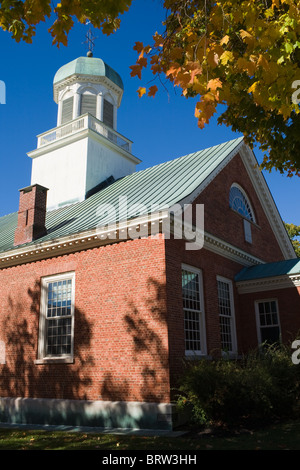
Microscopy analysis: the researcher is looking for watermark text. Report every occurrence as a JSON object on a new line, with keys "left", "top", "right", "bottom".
{"left": 0, "top": 80, "right": 5, "bottom": 104}
{"left": 95, "top": 197, "right": 205, "bottom": 250}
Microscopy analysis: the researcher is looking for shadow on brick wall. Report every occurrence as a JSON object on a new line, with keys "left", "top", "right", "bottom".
{"left": 100, "top": 277, "right": 169, "bottom": 403}
{"left": 0, "top": 280, "right": 93, "bottom": 400}
{"left": 0, "top": 276, "right": 174, "bottom": 429}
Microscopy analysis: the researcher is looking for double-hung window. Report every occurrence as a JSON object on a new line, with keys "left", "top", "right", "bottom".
{"left": 182, "top": 265, "right": 206, "bottom": 356}
{"left": 217, "top": 276, "right": 237, "bottom": 355}
{"left": 255, "top": 299, "right": 281, "bottom": 345}
{"left": 36, "top": 272, "right": 75, "bottom": 363}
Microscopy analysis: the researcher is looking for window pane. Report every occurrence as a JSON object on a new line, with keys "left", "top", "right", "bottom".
{"left": 47, "top": 279, "right": 72, "bottom": 318}
{"left": 217, "top": 280, "right": 235, "bottom": 353}
{"left": 259, "top": 303, "right": 265, "bottom": 315}
{"left": 229, "top": 185, "right": 254, "bottom": 221}
{"left": 184, "top": 310, "right": 201, "bottom": 351}
{"left": 47, "top": 317, "right": 72, "bottom": 355}
{"left": 257, "top": 301, "right": 280, "bottom": 346}
{"left": 261, "top": 326, "right": 280, "bottom": 345}
{"left": 220, "top": 316, "right": 232, "bottom": 352}
{"left": 45, "top": 277, "right": 73, "bottom": 356}
{"left": 182, "top": 269, "right": 202, "bottom": 352}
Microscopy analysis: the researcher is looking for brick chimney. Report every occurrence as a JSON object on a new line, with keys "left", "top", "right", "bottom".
{"left": 14, "top": 184, "right": 48, "bottom": 246}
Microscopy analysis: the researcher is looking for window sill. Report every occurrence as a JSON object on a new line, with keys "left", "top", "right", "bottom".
{"left": 221, "top": 351, "right": 239, "bottom": 359}
{"left": 185, "top": 352, "right": 207, "bottom": 360}
{"left": 35, "top": 356, "right": 74, "bottom": 365}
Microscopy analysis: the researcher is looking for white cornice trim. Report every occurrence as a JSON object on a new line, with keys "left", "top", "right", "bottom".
{"left": 238, "top": 144, "right": 296, "bottom": 260}
{"left": 0, "top": 212, "right": 169, "bottom": 269}
{"left": 236, "top": 274, "right": 300, "bottom": 294}
{"left": 53, "top": 74, "right": 123, "bottom": 106}
{"left": 0, "top": 210, "right": 263, "bottom": 269}
{"left": 180, "top": 140, "right": 296, "bottom": 261}
{"left": 203, "top": 232, "right": 263, "bottom": 266}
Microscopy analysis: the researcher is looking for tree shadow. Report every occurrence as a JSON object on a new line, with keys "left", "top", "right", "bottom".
{"left": 0, "top": 280, "right": 94, "bottom": 424}
{"left": 0, "top": 274, "right": 173, "bottom": 428}
{"left": 100, "top": 277, "right": 170, "bottom": 404}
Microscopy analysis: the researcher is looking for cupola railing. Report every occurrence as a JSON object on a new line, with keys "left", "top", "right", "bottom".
{"left": 37, "top": 114, "right": 132, "bottom": 153}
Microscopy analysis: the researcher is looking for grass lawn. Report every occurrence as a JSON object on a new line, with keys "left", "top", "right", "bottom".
{"left": 0, "top": 420, "right": 300, "bottom": 450}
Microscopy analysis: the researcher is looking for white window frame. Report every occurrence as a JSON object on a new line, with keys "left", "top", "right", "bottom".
{"left": 36, "top": 272, "right": 75, "bottom": 364}
{"left": 255, "top": 299, "right": 281, "bottom": 346}
{"left": 229, "top": 183, "right": 256, "bottom": 223}
{"left": 182, "top": 264, "right": 207, "bottom": 357}
{"left": 243, "top": 219, "right": 252, "bottom": 244}
{"left": 217, "top": 276, "right": 237, "bottom": 356}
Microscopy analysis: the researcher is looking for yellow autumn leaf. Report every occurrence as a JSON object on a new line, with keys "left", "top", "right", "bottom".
{"left": 220, "top": 35, "right": 230, "bottom": 45}
{"left": 240, "top": 29, "right": 253, "bottom": 40}
{"left": 207, "top": 78, "right": 222, "bottom": 92}
{"left": 248, "top": 81, "right": 259, "bottom": 94}
{"left": 272, "top": 0, "right": 280, "bottom": 8}
{"left": 192, "top": 77, "right": 207, "bottom": 95}
{"left": 220, "top": 50, "right": 234, "bottom": 65}
{"left": 137, "top": 87, "right": 147, "bottom": 98}
{"left": 257, "top": 54, "right": 268, "bottom": 68}
{"left": 239, "top": 29, "right": 255, "bottom": 47}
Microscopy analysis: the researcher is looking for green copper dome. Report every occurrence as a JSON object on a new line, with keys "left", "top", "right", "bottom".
{"left": 53, "top": 56, "right": 124, "bottom": 90}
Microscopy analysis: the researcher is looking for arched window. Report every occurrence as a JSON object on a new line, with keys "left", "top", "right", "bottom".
{"left": 229, "top": 184, "right": 255, "bottom": 222}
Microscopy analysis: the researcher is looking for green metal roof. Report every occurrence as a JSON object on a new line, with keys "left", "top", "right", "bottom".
{"left": 0, "top": 137, "right": 244, "bottom": 254}
{"left": 235, "top": 258, "right": 300, "bottom": 282}
{"left": 53, "top": 56, "right": 124, "bottom": 90}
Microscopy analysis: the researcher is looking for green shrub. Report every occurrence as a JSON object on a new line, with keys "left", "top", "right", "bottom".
{"left": 176, "top": 344, "right": 300, "bottom": 427}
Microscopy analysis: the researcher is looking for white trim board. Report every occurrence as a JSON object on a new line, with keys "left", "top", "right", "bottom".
{"left": 236, "top": 274, "right": 300, "bottom": 294}
{"left": 179, "top": 140, "right": 295, "bottom": 261}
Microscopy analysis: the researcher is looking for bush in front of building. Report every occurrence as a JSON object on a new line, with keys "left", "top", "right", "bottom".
{"left": 176, "top": 343, "right": 300, "bottom": 428}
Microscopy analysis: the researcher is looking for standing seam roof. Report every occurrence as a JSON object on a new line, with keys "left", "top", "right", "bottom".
{"left": 0, "top": 137, "right": 244, "bottom": 253}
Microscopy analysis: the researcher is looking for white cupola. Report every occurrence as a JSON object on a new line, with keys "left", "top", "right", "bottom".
{"left": 53, "top": 53, "right": 124, "bottom": 129}
{"left": 28, "top": 53, "right": 141, "bottom": 210}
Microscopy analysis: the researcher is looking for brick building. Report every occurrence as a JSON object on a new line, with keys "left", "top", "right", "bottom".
{"left": 0, "top": 54, "right": 299, "bottom": 430}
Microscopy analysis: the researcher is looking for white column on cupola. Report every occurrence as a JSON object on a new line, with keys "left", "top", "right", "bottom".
{"left": 73, "top": 91, "right": 81, "bottom": 120}
{"left": 57, "top": 99, "right": 62, "bottom": 127}
{"left": 113, "top": 103, "right": 118, "bottom": 131}
{"left": 96, "top": 93, "right": 103, "bottom": 121}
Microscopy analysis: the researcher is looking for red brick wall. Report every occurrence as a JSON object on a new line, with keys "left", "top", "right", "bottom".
{"left": 194, "top": 153, "right": 284, "bottom": 263}
{"left": 0, "top": 152, "right": 294, "bottom": 406}
{"left": 14, "top": 184, "right": 47, "bottom": 246}
{"left": 0, "top": 235, "right": 170, "bottom": 404}
{"left": 238, "top": 286, "right": 300, "bottom": 352}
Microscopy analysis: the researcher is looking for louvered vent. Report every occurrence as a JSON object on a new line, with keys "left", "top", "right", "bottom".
{"left": 80, "top": 94, "right": 97, "bottom": 117}
{"left": 61, "top": 97, "right": 74, "bottom": 124}
{"left": 103, "top": 99, "right": 114, "bottom": 128}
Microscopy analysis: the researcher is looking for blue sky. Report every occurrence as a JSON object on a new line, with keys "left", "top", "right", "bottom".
{"left": 0, "top": 0, "right": 299, "bottom": 228}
